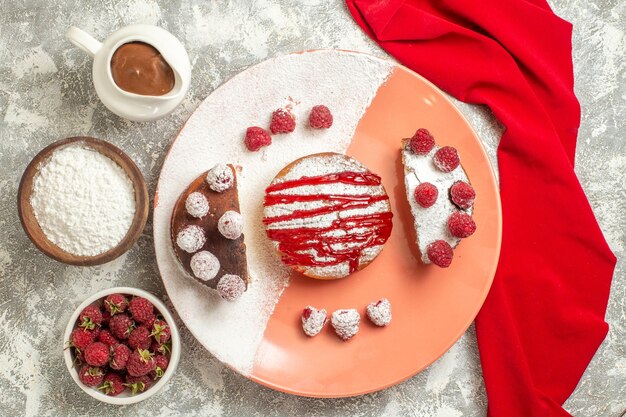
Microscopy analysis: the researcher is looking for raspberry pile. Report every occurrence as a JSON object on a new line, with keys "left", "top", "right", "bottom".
{"left": 68, "top": 294, "right": 172, "bottom": 396}
{"left": 244, "top": 105, "right": 334, "bottom": 152}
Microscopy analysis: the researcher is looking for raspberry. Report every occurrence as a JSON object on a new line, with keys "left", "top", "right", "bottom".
{"left": 125, "top": 374, "right": 152, "bottom": 395}
{"left": 449, "top": 181, "right": 476, "bottom": 210}
{"left": 309, "top": 105, "right": 333, "bottom": 129}
{"left": 104, "top": 294, "right": 128, "bottom": 316}
{"left": 151, "top": 319, "right": 171, "bottom": 345}
{"left": 127, "top": 349, "right": 156, "bottom": 377}
{"left": 366, "top": 298, "right": 392, "bottom": 327}
{"left": 78, "top": 305, "right": 103, "bottom": 330}
{"left": 331, "top": 309, "right": 360, "bottom": 341}
{"left": 109, "top": 314, "right": 135, "bottom": 340}
{"left": 128, "top": 325, "right": 152, "bottom": 350}
{"left": 409, "top": 128, "right": 435, "bottom": 155}
{"left": 98, "top": 372, "right": 125, "bottom": 396}
{"left": 217, "top": 274, "right": 246, "bottom": 301}
{"left": 244, "top": 126, "right": 272, "bottom": 151}
{"left": 447, "top": 211, "right": 476, "bottom": 238}
{"left": 70, "top": 328, "right": 96, "bottom": 351}
{"left": 97, "top": 329, "right": 118, "bottom": 347}
{"left": 301, "top": 306, "right": 327, "bottom": 337}
{"left": 414, "top": 183, "right": 438, "bottom": 208}
{"left": 151, "top": 340, "right": 171, "bottom": 355}
{"left": 84, "top": 342, "right": 109, "bottom": 367}
{"left": 110, "top": 343, "right": 131, "bottom": 370}
{"left": 426, "top": 240, "right": 454, "bottom": 267}
{"left": 129, "top": 297, "right": 155, "bottom": 324}
{"left": 149, "top": 354, "right": 169, "bottom": 379}
{"left": 78, "top": 365, "right": 104, "bottom": 387}
{"left": 101, "top": 310, "right": 111, "bottom": 326}
{"left": 269, "top": 108, "right": 296, "bottom": 134}
{"left": 433, "top": 146, "right": 460, "bottom": 172}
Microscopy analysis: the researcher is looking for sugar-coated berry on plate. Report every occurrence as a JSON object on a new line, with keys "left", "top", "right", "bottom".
{"left": 78, "top": 365, "right": 104, "bottom": 387}
{"left": 270, "top": 108, "right": 296, "bottom": 134}
{"left": 108, "top": 314, "right": 134, "bottom": 340}
{"left": 449, "top": 181, "right": 476, "bottom": 210}
{"left": 433, "top": 146, "right": 460, "bottom": 172}
{"left": 79, "top": 305, "right": 103, "bottom": 330}
{"left": 84, "top": 342, "right": 110, "bottom": 367}
{"left": 414, "top": 182, "right": 438, "bottom": 208}
{"left": 206, "top": 163, "right": 235, "bottom": 192}
{"left": 128, "top": 325, "right": 152, "bottom": 350}
{"left": 70, "top": 327, "right": 96, "bottom": 351}
{"left": 98, "top": 372, "right": 125, "bottom": 396}
{"left": 331, "top": 309, "right": 360, "bottom": 341}
{"left": 109, "top": 343, "right": 131, "bottom": 370}
{"left": 447, "top": 211, "right": 476, "bottom": 238}
{"left": 244, "top": 126, "right": 272, "bottom": 151}
{"left": 426, "top": 240, "right": 454, "bottom": 267}
{"left": 409, "top": 128, "right": 435, "bottom": 155}
{"left": 309, "top": 105, "right": 333, "bottom": 129}
{"left": 176, "top": 225, "right": 206, "bottom": 253}
{"left": 301, "top": 306, "right": 327, "bottom": 337}
{"left": 104, "top": 293, "right": 128, "bottom": 315}
{"left": 129, "top": 297, "right": 155, "bottom": 324}
{"left": 185, "top": 191, "right": 209, "bottom": 218}
{"left": 217, "top": 210, "right": 244, "bottom": 240}
{"left": 127, "top": 349, "right": 156, "bottom": 377}
{"left": 190, "top": 250, "right": 220, "bottom": 281}
{"left": 217, "top": 274, "right": 246, "bottom": 301}
{"left": 366, "top": 298, "right": 392, "bottom": 327}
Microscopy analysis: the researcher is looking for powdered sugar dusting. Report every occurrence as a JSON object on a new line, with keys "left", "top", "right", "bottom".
{"left": 154, "top": 51, "right": 393, "bottom": 374}
{"left": 402, "top": 141, "right": 473, "bottom": 263}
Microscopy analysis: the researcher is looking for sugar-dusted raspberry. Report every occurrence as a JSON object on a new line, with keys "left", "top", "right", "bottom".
{"left": 217, "top": 210, "right": 243, "bottom": 240}
{"left": 433, "top": 146, "right": 460, "bottom": 172}
{"left": 409, "top": 128, "right": 435, "bottom": 155}
{"left": 301, "top": 306, "right": 327, "bottom": 337}
{"left": 270, "top": 108, "right": 296, "bottom": 134}
{"left": 206, "top": 163, "right": 234, "bottom": 192}
{"left": 244, "top": 126, "right": 272, "bottom": 151}
{"left": 176, "top": 225, "right": 206, "bottom": 253}
{"left": 414, "top": 182, "right": 438, "bottom": 208}
{"left": 185, "top": 191, "right": 209, "bottom": 218}
{"left": 447, "top": 211, "right": 476, "bottom": 238}
{"left": 366, "top": 298, "right": 392, "bottom": 327}
{"left": 309, "top": 105, "right": 333, "bottom": 129}
{"left": 190, "top": 250, "right": 220, "bottom": 281}
{"left": 217, "top": 274, "right": 246, "bottom": 301}
{"left": 449, "top": 181, "right": 476, "bottom": 210}
{"left": 426, "top": 240, "right": 454, "bottom": 267}
{"left": 331, "top": 309, "right": 360, "bottom": 341}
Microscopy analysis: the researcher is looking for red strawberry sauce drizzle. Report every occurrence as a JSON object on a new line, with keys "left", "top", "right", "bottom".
{"left": 264, "top": 171, "right": 393, "bottom": 273}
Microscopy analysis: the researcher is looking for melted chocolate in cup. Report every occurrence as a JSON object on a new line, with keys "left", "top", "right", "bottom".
{"left": 110, "top": 42, "right": 175, "bottom": 96}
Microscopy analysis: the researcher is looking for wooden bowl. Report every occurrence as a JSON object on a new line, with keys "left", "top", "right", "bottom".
{"left": 18, "top": 136, "right": 149, "bottom": 266}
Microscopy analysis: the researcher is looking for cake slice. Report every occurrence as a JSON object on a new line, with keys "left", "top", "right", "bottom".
{"left": 170, "top": 163, "right": 250, "bottom": 301}
{"left": 401, "top": 129, "right": 476, "bottom": 267}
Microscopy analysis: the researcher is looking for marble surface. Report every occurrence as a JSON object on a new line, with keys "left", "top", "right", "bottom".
{"left": 0, "top": 1, "right": 623, "bottom": 416}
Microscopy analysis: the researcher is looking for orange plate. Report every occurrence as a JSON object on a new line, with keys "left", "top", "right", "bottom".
{"left": 160, "top": 51, "right": 501, "bottom": 398}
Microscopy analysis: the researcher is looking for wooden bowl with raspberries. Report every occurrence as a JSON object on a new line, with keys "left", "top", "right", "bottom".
{"left": 63, "top": 287, "right": 180, "bottom": 405}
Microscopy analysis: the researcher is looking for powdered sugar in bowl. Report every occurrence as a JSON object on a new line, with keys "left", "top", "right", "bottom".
{"left": 18, "top": 137, "right": 149, "bottom": 266}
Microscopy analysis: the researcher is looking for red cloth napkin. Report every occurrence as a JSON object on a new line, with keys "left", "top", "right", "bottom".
{"left": 346, "top": 0, "right": 616, "bottom": 415}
